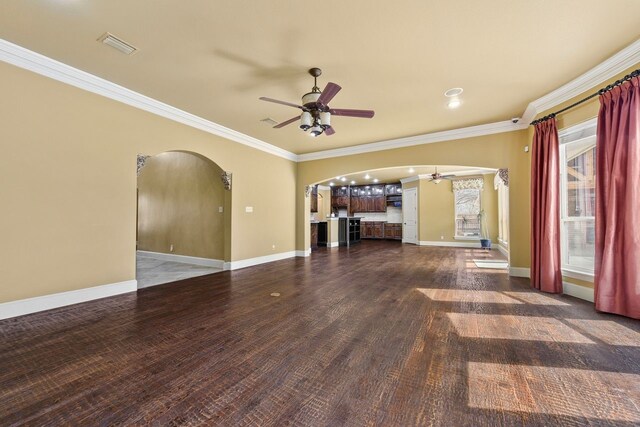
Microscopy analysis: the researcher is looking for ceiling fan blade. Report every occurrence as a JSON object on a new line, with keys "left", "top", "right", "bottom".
{"left": 441, "top": 174, "right": 456, "bottom": 178}
{"left": 259, "top": 97, "right": 306, "bottom": 110}
{"left": 330, "top": 108, "right": 375, "bottom": 118}
{"left": 324, "top": 126, "right": 336, "bottom": 136}
{"left": 317, "top": 82, "right": 341, "bottom": 106}
{"left": 273, "top": 115, "right": 301, "bottom": 128}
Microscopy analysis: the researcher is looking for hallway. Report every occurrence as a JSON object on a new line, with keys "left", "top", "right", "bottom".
{"left": 1, "top": 241, "right": 638, "bottom": 426}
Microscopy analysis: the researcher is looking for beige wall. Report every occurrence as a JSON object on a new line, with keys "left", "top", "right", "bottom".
{"left": 137, "top": 151, "right": 227, "bottom": 260}
{"left": 0, "top": 62, "right": 296, "bottom": 303}
{"left": 297, "top": 131, "right": 530, "bottom": 264}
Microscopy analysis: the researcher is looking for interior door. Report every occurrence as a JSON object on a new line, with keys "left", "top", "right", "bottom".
{"left": 403, "top": 187, "right": 418, "bottom": 244}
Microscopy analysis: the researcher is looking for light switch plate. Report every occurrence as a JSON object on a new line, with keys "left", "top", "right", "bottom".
{"left": 245, "top": 206, "right": 253, "bottom": 213}
{"left": 218, "top": 206, "right": 223, "bottom": 213}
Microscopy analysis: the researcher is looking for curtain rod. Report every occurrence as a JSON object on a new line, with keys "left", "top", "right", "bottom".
{"left": 530, "top": 68, "right": 640, "bottom": 126}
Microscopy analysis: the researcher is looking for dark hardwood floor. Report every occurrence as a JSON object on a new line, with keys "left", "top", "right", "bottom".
{"left": 1, "top": 241, "right": 639, "bottom": 426}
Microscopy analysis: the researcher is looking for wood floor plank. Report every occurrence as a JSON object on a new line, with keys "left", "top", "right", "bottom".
{"left": 1, "top": 241, "right": 639, "bottom": 426}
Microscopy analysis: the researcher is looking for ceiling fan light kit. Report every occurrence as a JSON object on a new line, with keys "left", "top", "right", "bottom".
{"left": 259, "top": 67, "right": 374, "bottom": 138}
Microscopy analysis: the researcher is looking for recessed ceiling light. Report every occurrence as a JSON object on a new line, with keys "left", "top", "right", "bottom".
{"left": 448, "top": 99, "right": 462, "bottom": 109}
{"left": 408, "top": 167, "right": 415, "bottom": 173}
{"left": 373, "top": 178, "right": 379, "bottom": 183}
{"left": 444, "top": 87, "right": 463, "bottom": 97}
{"left": 329, "top": 182, "right": 334, "bottom": 186}
{"left": 97, "top": 32, "right": 137, "bottom": 55}
{"left": 341, "top": 177, "right": 347, "bottom": 182}
{"left": 364, "top": 174, "right": 370, "bottom": 180}
{"left": 336, "top": 176, "right": 341, "bottom": 179}
{"left": 350, "top": 180, "right": 356, "bottom": 185}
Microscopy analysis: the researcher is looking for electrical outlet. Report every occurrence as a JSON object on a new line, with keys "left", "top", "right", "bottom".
{"left": 245, "top": 206, "right": 253, "bottom": 213}
{"left": 170, "top": 244, "right": 174, "bottom": 252}
{"left": 218, "top": 206, "right": 223, "bottom": 213}
{"left": 272, "top": 244, "right": 276, "bottom": 250}
{"left": 440, "top": 235, "right": 444, "bottom": 240}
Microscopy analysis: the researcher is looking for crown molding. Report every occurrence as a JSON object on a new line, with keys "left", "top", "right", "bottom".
{"left": 2, "top": 36, "right": 638, "bottom": 164}
{"left": 298, "top": 120, "right": 527, "bottom": 162}
{"left": 0, "top": 39, "right": 298, "bottom": 162}
{"left": 520, "top": 38, "right": 640, "bottom": 124}
{"left": 299, "top": 38, "right": 640, "bottom": 162}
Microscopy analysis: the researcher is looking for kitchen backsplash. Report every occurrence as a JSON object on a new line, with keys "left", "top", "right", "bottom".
{"left": 354, "top": 206, "right": 402, "bottom": 223}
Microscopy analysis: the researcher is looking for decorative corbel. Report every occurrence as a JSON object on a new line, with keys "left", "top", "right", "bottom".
{"left": 498, "top": 168, "right": 509, "bottom": 187}
{"left": 136, "top": 154, "right": 151, "bottom": 176}
{"left": 221, "top": 171, "right": 232, "bottom": 191}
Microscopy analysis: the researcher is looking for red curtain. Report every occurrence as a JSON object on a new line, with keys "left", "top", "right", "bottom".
{"left": 595, "top": 75, "right": 640, "bottom": 319}
{"left": 531, "top": 118, "right": 563, "bottom": 293}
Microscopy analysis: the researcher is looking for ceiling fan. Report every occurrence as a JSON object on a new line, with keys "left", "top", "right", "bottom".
{"left": 428, "top": 167, "right": 456, "bottom": 184}
{"left": 259, "top": 67, "right": 375, "bottom": 137}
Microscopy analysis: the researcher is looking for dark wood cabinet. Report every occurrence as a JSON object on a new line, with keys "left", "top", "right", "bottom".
{"left": 350, "top": 185, "right": 385, "bottom": 213}
{"left": 310, "top": 222, "right": 318, "bottom": 249}
{"left": 384, "top": 223, "right": 402, "bottom": 240}
{"left": 360, "top": 221, "right": 385, "bottom": 239}
{"left": 372, "top": 222, "right": 384, "bottom": 238}
{"left": 310, "top": 186, "right": 318, "bottom": 213}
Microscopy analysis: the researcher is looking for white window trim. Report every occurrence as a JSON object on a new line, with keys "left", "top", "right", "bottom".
{"left": 559, "top": 120, "right": 597, "bottom": 277}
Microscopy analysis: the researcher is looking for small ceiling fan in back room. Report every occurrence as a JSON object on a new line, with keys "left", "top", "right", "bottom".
{"left": 259, "top": 67, "right": 375, "bottom": 137}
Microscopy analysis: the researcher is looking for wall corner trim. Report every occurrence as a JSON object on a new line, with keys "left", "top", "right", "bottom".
{"left": 0, "top": 280, "right": 137, "bottom": 320}
{"left": 0, "top": 39, "right": 297, "bottom": 162}
{"left": 295, "top": 249, "right": 312, "bottom": 257}
{"left": 508, "top": 267, "right": 531, "bottom": 278}
{"left": 563, "top": 281, "right": 595, "bottom": 303}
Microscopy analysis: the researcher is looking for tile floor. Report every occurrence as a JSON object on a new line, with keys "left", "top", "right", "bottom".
{"left": 136, "top": 253, "right": 223, "bottom": 288}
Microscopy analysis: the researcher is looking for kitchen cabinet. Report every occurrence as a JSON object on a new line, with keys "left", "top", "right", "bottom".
{"left": 310, "top": 186, "right": 318, "bottom": 213}
{"left": 310, "top": 222, "right": 318, "bottom": 249}
{"left": 384, "top": 223, "right": 402, "bottom": 240}
{"left": 339, "top": 218, "right": 361, "bottom": 246}
{"left": 350, "top": 185, "right": 385, "bottom": 213}
{"left": 360, "top": 221, "right": 384, "bottom": 239}
{"left": 331, "top": 186, "right": 350, "bottom": 210}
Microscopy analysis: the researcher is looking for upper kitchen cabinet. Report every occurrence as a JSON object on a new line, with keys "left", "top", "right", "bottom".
{"left": 350, "top": 185, "right": 385, "bottom": 213}
{"left": 310, "top": 185, "right": 318, "bottom": 213}
{"left": 331, "top": 186, "right": 350, "bottom": 209}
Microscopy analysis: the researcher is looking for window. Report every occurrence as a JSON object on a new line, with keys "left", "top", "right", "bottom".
{"left": 560, "top": 133, "right": 596, "bottom": 276}
{"left": 454, "top": 188, "right": 481, "bottom": 238}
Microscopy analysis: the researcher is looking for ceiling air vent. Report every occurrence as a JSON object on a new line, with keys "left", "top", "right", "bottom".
{"left": 97, "top": 32, "right": 137, "bottom": 55}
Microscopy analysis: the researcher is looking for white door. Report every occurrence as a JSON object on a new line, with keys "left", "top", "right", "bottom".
{"left": 403, "top": 187, "right": 418, "bottom": 244}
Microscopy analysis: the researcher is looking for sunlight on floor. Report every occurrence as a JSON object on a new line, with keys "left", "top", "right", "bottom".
{"left": 417, "top": 289, "right": 523, "bottom": 304}
{"left": 447, "top": 313, "right": 593, "bottom": 343}
{"left": 503, "top": 291, "right": 569, "bottom": 306}
{"left": 565, "top": 319, "right": 640, "bottom": 347}
{"left": 468, "top": 362, "right": 640, "bottom": 422}
{"left": 418, "top": 289, "right": 569, "bottom": 306}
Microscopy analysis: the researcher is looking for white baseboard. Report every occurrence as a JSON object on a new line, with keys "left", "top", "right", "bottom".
{"left": 509, "top": 267, "right": 531, "bottom": 278}
{"left": 328, "top": 242, "right": 339, "bottom": 248}
{"left": 225, "top": 251, "right": 297, "bottom": 270}
{"left": 296, "top": 249, "right": 311, "bottom": 257}
{"left": 563, "top": 281, "right": 595, "bottom": 302}
{"left": 137, "top": 250, "right": 225, "bottom": 269}
{"left": 497, "top": 244, "right": 509, "bottom": 258}
{"left": 0, "top": 280, "right": 137, "bottom": 320}
{"left": 418, "top": 241, "right": 482, "bottom": 248}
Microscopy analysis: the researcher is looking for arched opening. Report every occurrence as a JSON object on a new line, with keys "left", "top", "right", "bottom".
{"left": 135, "top": 151, "right": 231, "bottom": 288}
{"left": 305, "top": 164, "right": 510, "bottom": 266}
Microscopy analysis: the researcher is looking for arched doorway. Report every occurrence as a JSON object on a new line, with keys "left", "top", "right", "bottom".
{"left": 305, "top": 165, "right": 510, "bottom": 264}
{"left": 135, "top": 151, "right": 231, "bottom": 288}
